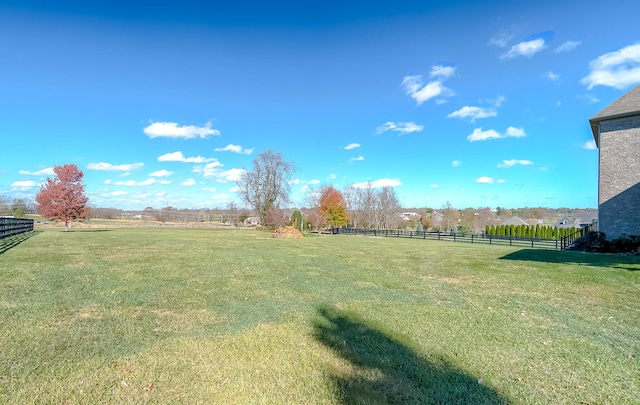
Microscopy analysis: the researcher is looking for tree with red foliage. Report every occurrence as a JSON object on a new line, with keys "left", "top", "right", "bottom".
{"left": 318, "top": 185, "right": 349, "bottom": 229}
{"left": 35, "top": 164, "right": 90, "bottom": 231}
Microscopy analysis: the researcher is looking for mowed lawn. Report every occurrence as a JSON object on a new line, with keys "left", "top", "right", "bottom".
{"left": 1, "top": 228, "right": 639, "bottom": 404}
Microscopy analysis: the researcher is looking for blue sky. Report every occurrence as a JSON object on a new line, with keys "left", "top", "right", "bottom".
{"left": 2, "top": 0, "right": 639, "bottom": 210}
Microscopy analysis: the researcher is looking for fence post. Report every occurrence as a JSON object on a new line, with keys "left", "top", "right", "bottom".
{"left": 471, "top": 234, "right": 474, "bottom": 244}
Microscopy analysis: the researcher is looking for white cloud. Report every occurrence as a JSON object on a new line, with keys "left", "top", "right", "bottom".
{"left": 376, "top": 121, "right": 424, "bottom": 135}
{"left": 288, "top": 179, "right": 301, "bottom": 185}
{"left": 582, "top": 43, "right": 640, "bottom": 89}
{"left": 353, "top": 178, "right": 402, "bottom": 188}
{"left": 11, "top": 180, "right": 36, "bottom": 189}
{"left": 502, "top": 38, "right": 546, "bottom": 59}
{"left": 467, "top": 128, "right": 502, "bottom": 142}
{"left": 203, "top": 187, "right": 217, "bottom": 192}
{"left": 430, "top": 65, "right": 456, "bottom": 79}
{"left": 158, "top": 151, "right": 217, "bottom": 163}
{"left": 451, "top": 160, "right": 461, "bottom": 167}
{"left": 447, "top": 106, "right": 497, "bottom": 122}
{"left": 430, "top": 184, "right": 439, "bottom": 188}
{"left": 349, "top": 155, "right": 365, "bottom": 162}
{"left": 144, "top": 121, "right": 220, "bottom": 139}
{"left": 158, "top": 180, "right": 172, "bottom": 185}
{"left": 105, "top": 178, "right": 156, "bottom": 187}
{"left": 344, "top": 143, "right": 360, "bottom": 150}
{"left": 181, "top": 178, "right": 196, "bottom": 186}
{"left": 149, "top": 169, "right": 173, "bottom": 177}
{"left": 329, "top": 174, "right": 337, "bottom": 180}
{"left": 544, "top": 71, "right": 560, "bottom": 81}
{"left": 229, "top": 186, "right": 240, "bottom": 193}
{"left": 506, "top": 126, "right": 526, "bottom": 138}
{"left": 214, "top": 144, "right": 253, "bottom": 154}
{"left": 87, "top": 162, "right": 144, "bottom": 171}
{"left": 476, "top": 176, "right": 494, "bottom": 184}
{"left": 309, "top": 179, "right": 321, "bottom": 185}
{"left": 498, "top": 159, "right": 534, "bottom": 168}
{"left": 217, "top": 168, "right": 245, "bottom": 183}
{"left": 402, "top": 67, "right": 455, "bottom": 105}
{"left": 110, "top": 191, "right": 128, "bottom": 196}
{"left": 583, "top": 140, "right": 597, "bottom": 150}
{"left": 496, "top": 179, "right": 507, "bottom": 184}
{"left": 212, "top": 193, "right": 230, "bottom": 200}
{"left": 554, "top": 40, "right": 581, "bottom": 53}
{"left": 18, "top": 168, "right": 55, "bottom": 176}
{"left": 192, "top": 161, "right": 225, "bottom": 178}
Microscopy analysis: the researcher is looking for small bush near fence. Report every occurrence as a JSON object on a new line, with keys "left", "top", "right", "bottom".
{"left": 573, "top": 231, "right": 640, "bottom": 254}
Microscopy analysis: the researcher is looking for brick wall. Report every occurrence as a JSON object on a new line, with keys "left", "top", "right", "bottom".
{"left": 598, "top": 116, "right": 640, "bottom": 239}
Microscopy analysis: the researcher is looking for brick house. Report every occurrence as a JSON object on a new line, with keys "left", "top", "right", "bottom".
{"left": 589, "top": 85, "right": 640, "bottom": 239}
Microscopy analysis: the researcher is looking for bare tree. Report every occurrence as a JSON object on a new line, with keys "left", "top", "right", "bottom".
{"left": 236, "top": 150, "right": 295, "bottom": 225}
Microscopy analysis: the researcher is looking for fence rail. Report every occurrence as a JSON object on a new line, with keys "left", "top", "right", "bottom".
{"left": 0, "top": 217, "right": 35, "bottom": 240}
{"left": 335, "top": 228, "right": 565, "bottom": 250}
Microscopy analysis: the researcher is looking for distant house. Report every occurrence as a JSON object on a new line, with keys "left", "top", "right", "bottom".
{"left": 501, "top": 216, "right": 529, "bottom": 226}
{"left": 244, "top": 216, "right": 260, "bottom": 226}
{"left": 554, "top": 216, "right": 597, "bottom": 229}
{"left": 589, "top": 85, "right": 640, "bottom": 239}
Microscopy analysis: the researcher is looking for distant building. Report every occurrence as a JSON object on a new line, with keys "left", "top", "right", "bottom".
{"left": 501, "top": 216, "right": 529, "bottom": 226}
{"left": 589, "top": 85, "right": 640, "bottom": 239}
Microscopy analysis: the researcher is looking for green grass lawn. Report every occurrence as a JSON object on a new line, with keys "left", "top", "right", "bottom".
{"left": 1, "top": 228, "right": 639, "bottom": 404}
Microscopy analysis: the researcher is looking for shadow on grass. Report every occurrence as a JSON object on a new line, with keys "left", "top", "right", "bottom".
{"left": 499, "top": 249, "right": 640, "bottom": 271}
{"left": 313, "top": 307, "right": 507, "bottom": 404}
{"left": 0, "top": 231, "right": 42, "bottom": 255}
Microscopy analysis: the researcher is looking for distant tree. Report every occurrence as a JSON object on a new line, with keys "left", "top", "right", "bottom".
{"left": 236, "top": 150, "right": 295, "bottom": 225}
{"left": 11, "top": 199, "right": 28, "bottom": 218}
{"left": 264, "top": 207, "right": 288, "bottom": 229}
{"left": 318, "top": 185, "right": 349, "bottom": 229}
{"left": 416, "top": 222, "right": 424, "bottom": 235}
{"left": 440, "top": 201, "right": 459, "bottom": 233}
{"left": 35, "top": 164, "right": 89, "bottom": 231}
{"left": 291, "top": 210, "right": 303, "bottom": 232}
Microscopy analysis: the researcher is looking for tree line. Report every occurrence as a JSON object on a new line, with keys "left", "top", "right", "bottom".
{"left": 485, "top": 224, "right": 581, "bottom": 240}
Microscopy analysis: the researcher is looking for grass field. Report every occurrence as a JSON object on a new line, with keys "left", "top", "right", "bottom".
{"left": 1, "top": 228, "right": 639, "bottom": 404}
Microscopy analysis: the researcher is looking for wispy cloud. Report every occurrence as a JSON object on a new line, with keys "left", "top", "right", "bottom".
{"left": 149, "top": 169, "right": 173, "bottom": 177}
{"left": 554, "top": 40, "right": 581, "bottom": 53}
{"left": 476, "top": 176, "right": 494, "bottom": 184}
{"left": 582, "top": 42, "right": 640, "bottom": 89}
{"left": 344, "top": 143, "right": 360, "bottom": 150}
{"left": 353, "top": 178, "right": 402, "bottom": 188}
{"left": 18, "top": 168, "right": 55, "bottom": 176}
{"left": 87, "top": 162, "right": 143, "bottom": 171}
{"left": 349, "top": 155, "right": 364, "bottom": 162}
{"left": 430, "top": 184, "right": 439, "bottom": 188}
{"left": 181, "top": 178, "right": 196, "bottom": 186}
{"left": 309, "top": 179, "right": 321, "bottom": 185}
{"left": 498, "top": 159, "right": 534, "bottom": 168}
{"left": 467, "top": 126, "right": 526, "bottom": 142}
{"left": 502, "top": 38, "right": 546, "bottom": 59}
{"left": 192, "top": 162, "right": 225, "bottom": 178}
{"left": 144, "top": 121, "right": 220, "bottom": 139}
{"left": 158, "top": 151, "right": 218, "bottom": 163}
{"left": 376, "top": 121, "right": 424, "bottom": 135}
{"left": 583, "top": 140, "right": 597, "bottom": 150}
{"left": 217, "top": 168, "right": 245, "bottom": 183}
{"left": 214, "top": 144, "right": 253, "bottom": 154}
{"left": 489, "top": 33, "right": 514, "bottom": 48}
{"left": 402, "top": 65, "right": 456, "bottom": 105}
{"left": 451, "top": 160, "right": 461, "bottom": 167}
{"left": 104, "top": 178, "right": 156, "bottom": 187}
{"left": 447, "top": 106, "right": 497, "bottom": 122}
{"left": 544, "top": 71, "right": 560, "bottom": 81}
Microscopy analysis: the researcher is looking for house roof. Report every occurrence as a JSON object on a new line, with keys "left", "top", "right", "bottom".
{"left": 501, "top": 216, "right": 529, "bottom": 226}
{"left": 589, "top": 84, "right": 640, "bottom": 147}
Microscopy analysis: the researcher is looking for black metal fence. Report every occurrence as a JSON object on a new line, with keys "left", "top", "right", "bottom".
{"left": 0, "top": 217, "right": 35, "bottom": 240}
{"left": 335, "top": 228, "right": 565, "bottom": 250}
